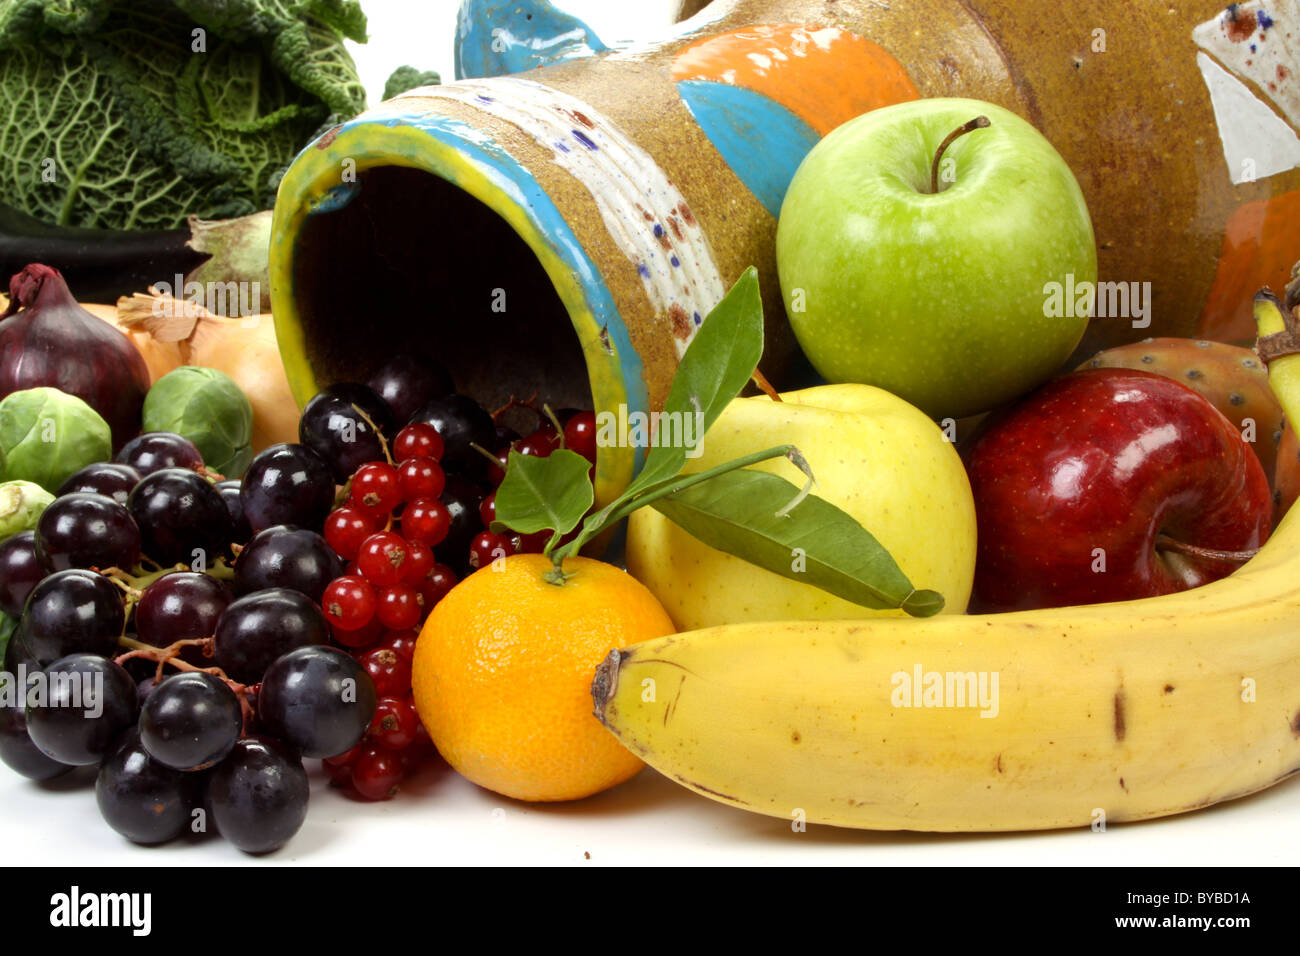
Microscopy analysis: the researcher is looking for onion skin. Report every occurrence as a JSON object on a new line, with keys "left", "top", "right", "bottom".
{"left": 0, "top": 264, "right": 149, "bottom": 451}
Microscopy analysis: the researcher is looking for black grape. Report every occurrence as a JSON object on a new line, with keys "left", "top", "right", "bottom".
{"left": 233, "top": 525, "right": 342, "bottom": 603}
{"left": 138, "top": 672, "right": 242, "bottom": 771}
{"left": 215, "top": 480, "right": 252, "bottom": 546}
{"left": 207, "top": 736, "right": 309, "bottom": 854}
{"left": 239, "top": 444, "right": 335, "bottom": 535}
{"left": 0, "top": 532, "right": 45, "bottom": 617}
{"left": 408, "top": 393, "right": 495, "bottom": 475}
{"left": 115, "top": 432, "right": 204, "bottom": 476}
{"left": 24, "top": 654, "right": 137, "bottom": 766}
{"left": 367, "top": 354, "right": 453, "bottom": 425}
{"left": 15, "top": 569, "right": 124, "bottom": 665}
{"left": 96, "top": 727, "right": 199, "bottom": 844}
{"left": 57, "top": 463, "right": 141, "bottom": 506}
{"left": 128, "top": 468, "right": 232, "bottom": 568}
{"left": 0, "top": 670, "right": 73, "bottom": 781}
{"left": 35, "top": 493, "right": 141, "bottom": 573}
{"left": 213, "top": 588, "right": 328, "bottom": 684}
{"left": 258, "top": 646, "right": 376, "bottom": 758}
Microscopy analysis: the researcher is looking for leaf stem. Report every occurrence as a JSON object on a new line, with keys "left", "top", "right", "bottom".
{"left": 550, "top": 444, "right": 801, "bottom": 564}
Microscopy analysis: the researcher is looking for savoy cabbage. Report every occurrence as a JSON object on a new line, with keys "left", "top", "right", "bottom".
{"left": 0, "top": 0, "right": 368, "bottom": 230}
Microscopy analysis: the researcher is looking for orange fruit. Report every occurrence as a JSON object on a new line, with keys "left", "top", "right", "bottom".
{"left": 411, "top": 553, "right": 675, "bottom": 801}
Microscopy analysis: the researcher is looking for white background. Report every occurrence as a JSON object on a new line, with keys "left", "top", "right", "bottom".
{"left": 3, "top": 0, "right": 1298, "bottom": 867}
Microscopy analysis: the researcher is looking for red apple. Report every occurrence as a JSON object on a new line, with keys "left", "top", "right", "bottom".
{"left": 964, "top": 367, "right": 1271, "bottom": 612}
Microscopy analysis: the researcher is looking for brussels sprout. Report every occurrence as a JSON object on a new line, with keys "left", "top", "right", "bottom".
{"left": 143, "top": 367, "right": 254, "bottom": 478}
{"left": 0, "top": 480, "right": 55, "bottom": 541}
{"left": 0, "top": 388, "right": 113, "bottom": 493}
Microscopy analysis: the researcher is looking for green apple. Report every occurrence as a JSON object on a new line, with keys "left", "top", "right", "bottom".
{"left": 776, "top": 97, "right": 1097, "bottom": 420}
{"left": 625, "top": 383, "right": 976, "bottom": 630}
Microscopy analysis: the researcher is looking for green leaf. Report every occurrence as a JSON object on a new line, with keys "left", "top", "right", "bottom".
{"left": 493, "top": 449, "right": 595, "bottom": 537}
{"left": 383, "top": 64, "right": 441, "bottom": 100}
{"left": 650, "top": 469, "right": 945, "bottom": 618}
{"left": 621, "top": 267, "right": 764, "bottom": 499}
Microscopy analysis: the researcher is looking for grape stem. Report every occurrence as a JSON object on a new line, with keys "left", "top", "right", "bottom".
{"left": 103, "top": 557, "right": 235, "bottom": 590}
{"left": 349, "top": 403, "right": 393, "bottom": 465}
{"left": 541, "top": 404, "right": 566, "bottom": 449}
{"left": 491, "top": 392, "right": 540, "bottom": 422}
{"left": 116, "top": 636, "right": 257, "bottom": 731}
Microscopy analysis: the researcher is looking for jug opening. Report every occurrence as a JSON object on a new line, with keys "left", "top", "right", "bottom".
{"left": 290, "top": 165, "right": 593, "bottom": 427}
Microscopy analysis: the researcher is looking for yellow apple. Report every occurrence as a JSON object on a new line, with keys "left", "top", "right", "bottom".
{"left": 625, "top": 383, "right": 975, "bottom": 628}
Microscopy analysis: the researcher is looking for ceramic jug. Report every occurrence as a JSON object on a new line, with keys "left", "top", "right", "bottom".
{"left": 269, "top": 0, "right": 1300, "bottom": 503}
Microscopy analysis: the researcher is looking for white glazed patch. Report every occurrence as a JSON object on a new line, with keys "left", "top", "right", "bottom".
{"left": 1193, "top": 1, "right": 1300, "bottom": 182}
{"left": 398, "top": 77, "right": 725, "bottom": 355}
{"left": 1193, "top": 1, "right": 1298, "bottom": 128}
{"left": 1197, "top": 52, "right": 1300, "bottom": 183}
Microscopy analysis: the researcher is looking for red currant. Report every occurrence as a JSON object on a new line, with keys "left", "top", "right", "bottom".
{"left": 369, "top": 697, "right": 420, "bottom": 751}
{"left": 468, "top": 530, "right": 514, "bottom": 570}
{"left": 397, "top": 456, "right": 446, "bottom": 501}
{"left": 351, "top": 745, "right": 405, "bottom": 800}
{"left": 350, "top": 462, "right": 403, "bottom": 516}
{"left": 417, "top": 563, "right": 457, "bottom": 609}
{"left": 378, "top": 629, "right": 418, "bottom": 661}
{"left": 323, "top": 506, "right": 380, "bottom": 561}
{"left": 401, "top": 539, "right": 435, "bottom": 586}
{"left": 359, "top": 647, "right": 413, "bottom": 697}
{"left": 356, "top": 531, "right": 410, "bottom": 587}
{"left": 324, "top": 761, "right": 353, "bottom": 786}
{"left": 515, "top": 426, "right": 560, "bottom": 458}
{"left": 486, "top": 446, "right": 510, "bottom": 486}
{"left": 515, "top": 529, "right": 551, "bottom": 553}
{"left": 401, "top": 497, "right": 451, "bottom": 547}
{"left": 393, "top": 422, "right": 444, "bottom": 463}
{"left": 322, "top": 575, "right": 377, "bottom": 632}
{"left": 564, "top": 410, "right": 598, "bottom": 464}
{"left": 375, "top": 585, "right": 422, "bottom": 631}
{"left": 331, "top": 613, "right": 383, "bottom": 650}
{"left": 323, "top": 743, "right": 361, "bottom": 769}
{"left": 405, "top": 710, "right": 437, "bottom": 760}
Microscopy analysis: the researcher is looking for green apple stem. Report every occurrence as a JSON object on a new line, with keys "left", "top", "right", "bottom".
{"left": 547, "top": 443, "right": 808, "bottom": 569}
{"left": 1155, "top": 534, "right": 1260, "bottom": 565}
{"left": 929, "top": 115, "right": 991, "bottom": 195}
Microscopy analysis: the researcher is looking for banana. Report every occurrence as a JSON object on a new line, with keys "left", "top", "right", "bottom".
{"left": 592, "top": 291, "right": 1300, "bottom": 832}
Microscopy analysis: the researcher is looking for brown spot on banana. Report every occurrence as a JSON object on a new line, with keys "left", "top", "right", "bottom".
{"left": 1114, "top": 689, "right": 1127, "bottom": 742}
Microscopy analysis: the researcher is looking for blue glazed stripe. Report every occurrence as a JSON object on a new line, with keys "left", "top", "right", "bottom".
{"left": 455, "top": 0, "right": 608, "bottom": 80}
{"left": 676, "top": 80, "right": 821, "bottom": 218}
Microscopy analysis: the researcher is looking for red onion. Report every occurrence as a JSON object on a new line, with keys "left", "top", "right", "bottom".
{"left": 1, "top": 264, "right": 149, "bottom": 450}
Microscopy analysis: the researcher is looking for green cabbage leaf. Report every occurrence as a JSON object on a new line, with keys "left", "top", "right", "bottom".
{"left": 0, "top": 0, "right": 368, "bottom": 230}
